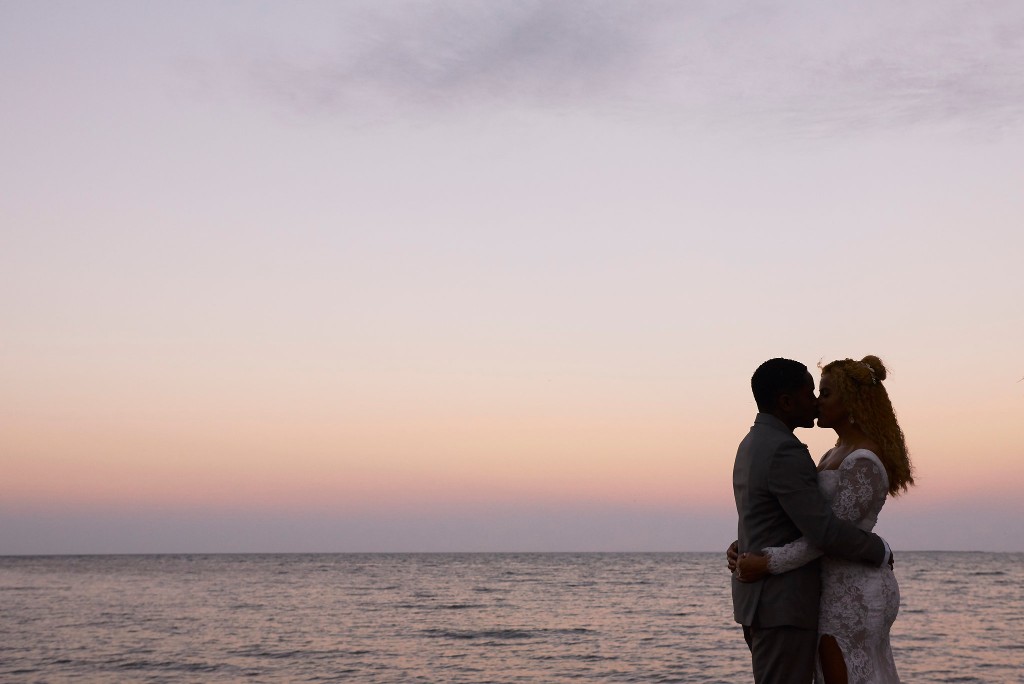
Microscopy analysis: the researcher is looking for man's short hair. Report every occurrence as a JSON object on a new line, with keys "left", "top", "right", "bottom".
{"left": 751, "top": 358, "right": 809, "bottom": 412}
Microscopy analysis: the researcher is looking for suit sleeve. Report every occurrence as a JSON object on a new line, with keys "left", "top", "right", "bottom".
{"left": 764, "top": 457, "right": 891, "bottom": 573}
{"left": 768, "top": 440, "right": 886, "bottom": 566}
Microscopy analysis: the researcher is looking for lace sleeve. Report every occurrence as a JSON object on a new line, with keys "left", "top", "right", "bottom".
{"left": 763, "top": 536, "right": 824, "bottom": 574}
{"left": 833, "top": 454, "right": 888, "bottom": 523}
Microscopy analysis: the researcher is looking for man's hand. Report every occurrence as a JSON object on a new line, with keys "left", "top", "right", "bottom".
{"left": 727, "top": 540, "right": 739, "bottom": 573}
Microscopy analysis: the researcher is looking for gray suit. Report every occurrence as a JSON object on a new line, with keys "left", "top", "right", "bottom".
{"left": 733, "top": 413, "right": 886, "bottom": 682}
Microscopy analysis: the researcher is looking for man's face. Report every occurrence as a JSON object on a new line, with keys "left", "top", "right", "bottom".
{"left": 790, "top": 372, "right": 819, "bottom": 429}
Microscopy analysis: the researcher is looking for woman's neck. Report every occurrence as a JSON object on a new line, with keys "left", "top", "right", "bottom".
{"left": 821, "top": 424, "right": 875, "bottom": 470}
{"left": 833, "top": 422, "right": 869, "bottom": 448}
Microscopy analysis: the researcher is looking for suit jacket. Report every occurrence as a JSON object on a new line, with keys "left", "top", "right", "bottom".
{"left": 732, "top": 413, "right": 886, "bottom": 629}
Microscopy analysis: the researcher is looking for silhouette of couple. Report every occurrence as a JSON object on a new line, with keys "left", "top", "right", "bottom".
{"left": 729, "top": 357, "right": 913, "bottom": 683}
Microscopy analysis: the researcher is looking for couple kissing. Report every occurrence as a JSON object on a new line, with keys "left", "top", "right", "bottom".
{"left": 729, "top": 357, "right": 913, "bottom": 684}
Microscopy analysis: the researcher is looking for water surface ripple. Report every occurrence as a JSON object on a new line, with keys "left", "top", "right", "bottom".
{"left": 1, "top": 552, "right": 1020, "bottom": 682}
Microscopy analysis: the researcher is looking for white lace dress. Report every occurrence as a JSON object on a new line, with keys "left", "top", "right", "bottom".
{"left": 764, "top": 449, "right": 900, "bottom": 683}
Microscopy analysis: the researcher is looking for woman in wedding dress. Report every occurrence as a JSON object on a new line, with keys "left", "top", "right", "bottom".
{"left": 736, "top": 356, "right": 914, "bottom": 684}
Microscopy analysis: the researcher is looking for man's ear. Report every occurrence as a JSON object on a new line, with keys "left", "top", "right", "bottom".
{"left": 776, "top": 393, "right": 794, "bottom": 414}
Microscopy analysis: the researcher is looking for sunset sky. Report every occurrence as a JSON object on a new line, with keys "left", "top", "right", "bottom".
{"left": 3, "top": 1, "right": 1023, "bottom": 554}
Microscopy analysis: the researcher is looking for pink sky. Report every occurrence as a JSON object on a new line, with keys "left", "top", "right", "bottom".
{"left": 2, "top": 1, "right": 1023, "bottom": 553}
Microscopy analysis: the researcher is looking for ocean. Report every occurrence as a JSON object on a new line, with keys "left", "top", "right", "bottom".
{"left": 1, "top": 552, "right": 1021, "bottom": 682}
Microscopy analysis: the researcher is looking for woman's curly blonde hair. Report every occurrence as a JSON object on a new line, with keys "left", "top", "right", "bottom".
{"left": 819, "top": 355, "right": 914, "bottom": 496}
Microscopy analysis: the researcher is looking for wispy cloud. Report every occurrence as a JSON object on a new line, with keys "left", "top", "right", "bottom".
{"left": 235, "top": 0, "right": 1024, "bottom": 132}
{"left": 241, "top": 2, "right": 670, "bottom": 118}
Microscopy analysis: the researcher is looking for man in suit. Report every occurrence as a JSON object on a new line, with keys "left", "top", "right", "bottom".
{"left": 730, "top": 358, "right": 890, "bottom": 683}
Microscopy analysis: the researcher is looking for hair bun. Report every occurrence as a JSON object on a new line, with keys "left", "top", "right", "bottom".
{"left": 860, "top": 355, "right": 887, "bottom": 382}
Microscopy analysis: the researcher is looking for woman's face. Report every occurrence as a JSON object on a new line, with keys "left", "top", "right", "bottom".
{"left": 816, "top": 373, "right": 849, "bottom": 429}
